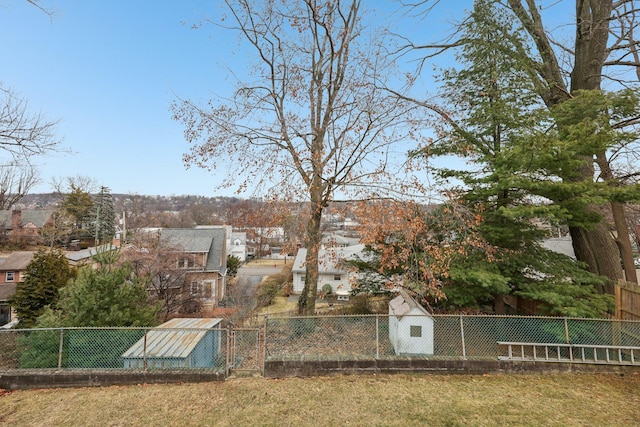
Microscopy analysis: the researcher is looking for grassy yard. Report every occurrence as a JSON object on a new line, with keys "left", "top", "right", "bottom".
{"left": 0, "top": 373, "right": 638, "bottom": 426}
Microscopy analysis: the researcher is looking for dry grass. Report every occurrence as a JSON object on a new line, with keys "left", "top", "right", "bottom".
{"left": 0, "top": 373, "right": 638, "bottom": 426}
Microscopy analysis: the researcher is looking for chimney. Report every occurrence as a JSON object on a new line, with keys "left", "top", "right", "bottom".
{"left": 11, "top": 210, "right": 21, "bottom": 231}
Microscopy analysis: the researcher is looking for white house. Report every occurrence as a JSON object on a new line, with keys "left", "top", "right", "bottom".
{"left": 229, "top": 231, "right": 248, "bottom": 262}
{"left": 292, "top": 243, "right": 366, "bottom": 296}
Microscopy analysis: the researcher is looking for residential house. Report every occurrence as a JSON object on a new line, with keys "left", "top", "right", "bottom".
{"left": 158, "top": 227, "right": 228, "bottom": 308}
{"left": 292, "top": 242, "right": 366, "bottom": 298}
{"left": 0, "top": 210, "right": 55, "bottom": 245}
{"left": 229, "top": 231, "right": 248, "bottom": 262}
{"left": 322, "top": 233, "right": 359, "bottom": 248}
{"left": 0, "top": 251, "right": 34, "bottom": 325}
{"left": 64, "top": 244, "right": 121, "bottom": 267}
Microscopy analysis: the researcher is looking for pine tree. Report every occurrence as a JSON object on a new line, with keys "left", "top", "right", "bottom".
{"left": 37, "top": 248, "right": 160, "bottom": 327}
{"left": 9, "top": 249, "right": 77, "bottom": 328}
{"left": 416, "top": 1, "right": 614, "bottom": 316}
{"left": 59, "top": 185, "right": 94, "bottom": 239}
{"left": 93, "top": 186, "right": 116, "bottom": 245}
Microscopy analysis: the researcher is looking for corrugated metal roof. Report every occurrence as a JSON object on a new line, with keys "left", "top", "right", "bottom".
{"left": 122, "top": 318, "right": 223, "bottom": 359}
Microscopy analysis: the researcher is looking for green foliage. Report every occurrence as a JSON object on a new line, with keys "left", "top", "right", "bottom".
{"left": 37, "top": 251, "right": 160, "bottom": 328}
{"left": 404, "top": 1, "right": 618, "bottom": 317}
{"left": 226, "top": 255, "right": 241, "bottom": 277}
{"left": 10, "top": 249, "right": 77, "bottom": 328}
{"left": 66, "top": 329, "right": 145, "bottom": 368}
{"left": 17, "top": 329, "right": 64, "bottom": 369}
{"left": 60, "top": 185, "right": 95, "bottom": 236}
{"left": 444, "top": 264, "right": 510, "bottom": 309}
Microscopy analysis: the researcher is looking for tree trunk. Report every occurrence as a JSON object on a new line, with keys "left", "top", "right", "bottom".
{"left": 298, "top": 196, "right": 324, "bottom": 316}
{"left": 611, "top": 201, "right": 637, "bottom": 284}
{"left": 566, "top": 0, "right": 623, "bottom": 285}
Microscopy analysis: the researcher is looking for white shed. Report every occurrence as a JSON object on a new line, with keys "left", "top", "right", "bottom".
{"left": 388, "top": 292, "right": 434, "bottom": 355}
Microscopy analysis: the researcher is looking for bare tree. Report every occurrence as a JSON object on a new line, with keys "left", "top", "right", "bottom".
{"left": 173, "top": 0, "right": 418, "bottom": 314}
{"left": 0, "top": 85, "right": 62, "bottom": 163}
{"left": 0, "top": 162, "right": 39, "bottom": 209}
{"left": 122, "top": 233, "right": 200, "bottom": 321}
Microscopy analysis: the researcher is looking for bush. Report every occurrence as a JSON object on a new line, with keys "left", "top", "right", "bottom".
{"left": 343, "top": 294, "right": 373, "bottom": 315}
{"left": 256, "top": 280, "right": 281, "bottom": 307}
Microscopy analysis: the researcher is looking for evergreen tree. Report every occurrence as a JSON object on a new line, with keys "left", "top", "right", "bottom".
{"left": 93, "top": 185, "right": 116, "bottom": 245}
{"left": 9, "top": 249, "right": 77, "bottom": 328}
{"left": 59, "top": 184, "right": 95, "bottom": 240}
{"left": 37, "top": 248, "right": 160, "bottom": 327}
{"left": 414, "top": 1, "right": 614, "bottom": 316}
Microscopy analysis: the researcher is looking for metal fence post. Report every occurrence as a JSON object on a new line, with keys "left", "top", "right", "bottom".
{"left": 262, "top": 316, "right": 268, "bottom": 373}
{"left": 375, "top": 315, "right": 380, "bottom": 359}
{"left": 460, "top": 315, "right": 467, "bottom": 360}
{"left": 226, "top": 325, "right": 231, "bottom": 377}
{"left": 564, "top": 318, "right": 570, "bottom": 344}
{"left": 58, "top": 329, "right": 64, "bottom": 369}
{"left": 143, "top": 329, "right": 148, "bottom": 371}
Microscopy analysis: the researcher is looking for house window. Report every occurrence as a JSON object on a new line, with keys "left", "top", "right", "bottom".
{"left": 5, "top": 272, "right": 14, "bottom": 282}
{"left": 179, "top": 256, "right": 195, "bottom": 269}
{"left": 301, "top": 275, "right": 306, "bottom": 284}
{"left": 189, "top": 281, "right": 200, "bottom": 297}
{"left": 334, "top": 275, "right": 341, "bottom": 281}
{"left": 410, "top": 325, "right": 422, "bottom": 338}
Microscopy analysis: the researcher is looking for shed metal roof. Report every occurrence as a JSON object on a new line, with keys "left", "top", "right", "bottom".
{"left": 122, "top": 318, "right": 224, "bottom": 359}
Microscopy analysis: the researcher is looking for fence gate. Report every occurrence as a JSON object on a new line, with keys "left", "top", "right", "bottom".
{"left": 229, "top": 328, "right": 263, "bottom": 375}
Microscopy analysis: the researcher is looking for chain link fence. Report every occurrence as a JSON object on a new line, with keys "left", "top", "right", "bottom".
{"left": 264, "top": 315, "right": 640, "bottom": 361}
{"left": 0, "top": 327, "right": 229, "bottom": 371}
{"left": 1, "top": 316, "right": 639, "bottom": 373}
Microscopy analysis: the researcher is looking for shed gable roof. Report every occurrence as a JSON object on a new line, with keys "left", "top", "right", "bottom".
{"left": 389, "top": 292, "right": 431, "bottom": 318}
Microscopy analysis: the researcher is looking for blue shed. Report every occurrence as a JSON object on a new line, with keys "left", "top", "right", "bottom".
{"left": 122, "top": 318, "right": 225, "bottom": 369}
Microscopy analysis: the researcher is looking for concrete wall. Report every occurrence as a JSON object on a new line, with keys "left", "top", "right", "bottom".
{"left": 1, "top": 359, "right": 639, "bottom": 390}
{"left": 0, "top": 369, "right": 225, "bottom": 390}
{"left": 264, "top": 358, "right": 640, "bottom": 378}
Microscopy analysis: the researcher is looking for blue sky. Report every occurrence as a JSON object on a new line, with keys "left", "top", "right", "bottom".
{"left": 0, "top": 0, "right": 238, "bottom": 196}
{"left": 0, "top": 1, "right": 570, "bottom": 197}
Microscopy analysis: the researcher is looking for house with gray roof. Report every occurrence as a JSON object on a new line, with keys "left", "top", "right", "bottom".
{"left": 0, "top": 210, "right": 55, "bottom": 245}
{"left": 158, "top": 227, "right": 228, "bottom": 307}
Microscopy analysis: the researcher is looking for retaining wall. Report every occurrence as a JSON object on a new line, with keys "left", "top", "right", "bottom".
{"left": 263, "top": 358, "right": 640, "bottom": 378}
